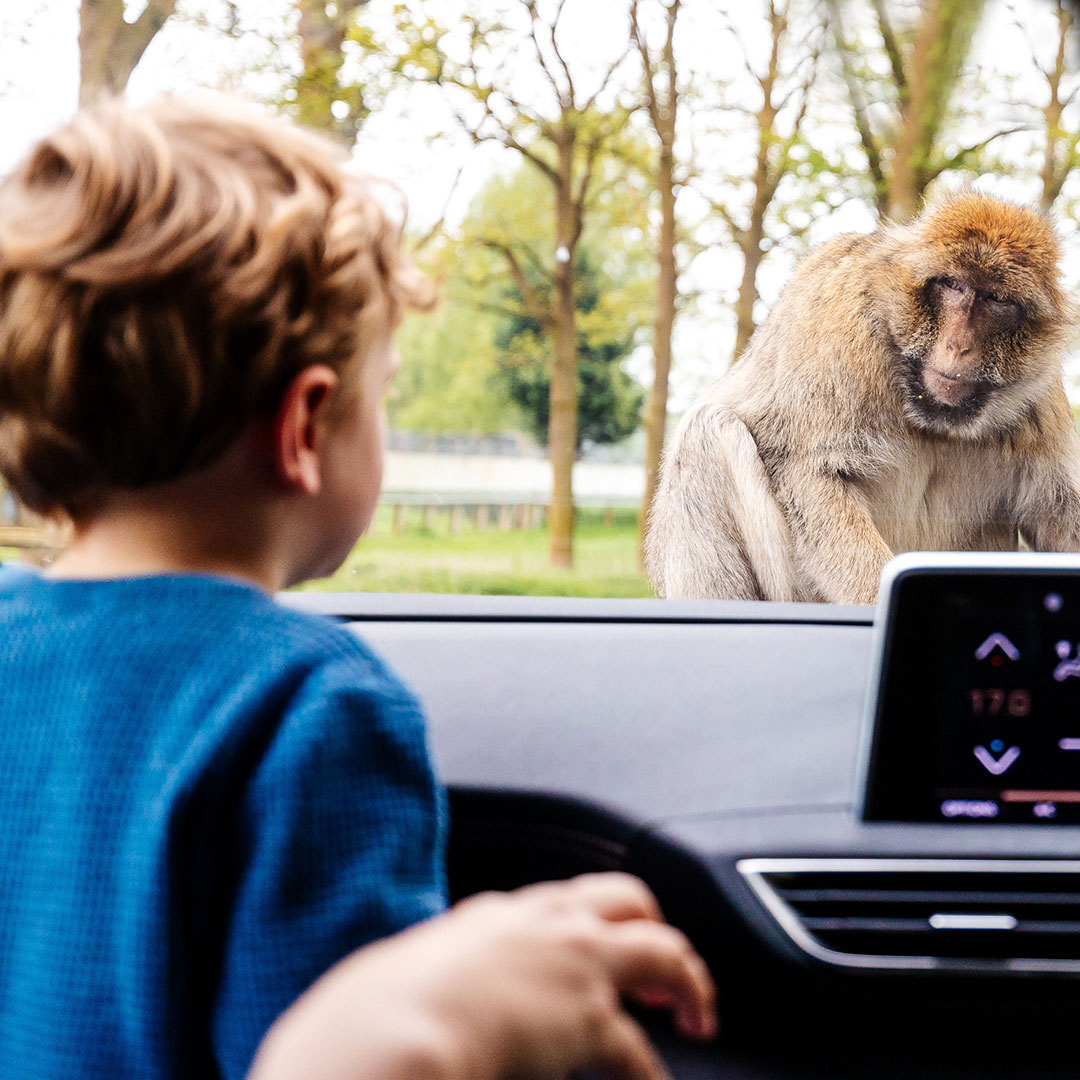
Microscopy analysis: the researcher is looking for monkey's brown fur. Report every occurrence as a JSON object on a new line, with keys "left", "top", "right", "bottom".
{"left": 646, "top": 191, "right": 1077, "bottom": 603}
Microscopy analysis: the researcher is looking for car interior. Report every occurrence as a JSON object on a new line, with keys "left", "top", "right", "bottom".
{"left": 290, "top": 554, "right": 1080, "bottom": 1079}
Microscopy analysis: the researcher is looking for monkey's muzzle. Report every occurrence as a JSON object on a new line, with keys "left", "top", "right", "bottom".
{"left": 923, "top": 365, "right": 981, "bottom": 408}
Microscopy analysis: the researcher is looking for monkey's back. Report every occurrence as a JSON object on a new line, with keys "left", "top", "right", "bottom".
{"left": 716, "top": 231, "right": 900, "bottom": 434}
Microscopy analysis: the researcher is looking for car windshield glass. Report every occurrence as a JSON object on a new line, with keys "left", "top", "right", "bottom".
{"left": 1, "top": 1, "right": 1076, "bottom": 602}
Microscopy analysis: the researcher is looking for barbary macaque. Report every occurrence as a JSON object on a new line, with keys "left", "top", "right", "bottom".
{"left": 645, "top": 191, "right": 1078, "bottom": 604}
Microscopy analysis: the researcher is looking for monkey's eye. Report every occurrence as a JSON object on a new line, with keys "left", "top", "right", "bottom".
{"left": 940, "top": 277, "right": 967, "bottom": 293}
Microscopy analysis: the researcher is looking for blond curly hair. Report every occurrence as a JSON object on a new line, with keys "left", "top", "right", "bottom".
{"left": 0, "top": 97, "right": 433, "bottom": 518}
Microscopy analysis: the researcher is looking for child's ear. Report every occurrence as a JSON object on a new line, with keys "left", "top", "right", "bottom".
{"left": 273, "top": 365, "right": 340, "bottom": 495}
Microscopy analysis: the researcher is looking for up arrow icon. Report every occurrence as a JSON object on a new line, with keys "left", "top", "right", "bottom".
{"left": 974, "top": 745, "right": 1021, "bottom": 776}
{"left": 974, "top": 633, "right": 1021, "bottom": 661}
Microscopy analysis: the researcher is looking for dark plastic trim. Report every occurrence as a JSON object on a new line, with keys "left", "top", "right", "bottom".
{"left": 282, "top": 591, "right": 874, "bottom": 626}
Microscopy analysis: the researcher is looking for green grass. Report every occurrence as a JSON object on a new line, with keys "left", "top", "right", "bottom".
{"left": 299, "top": 505, "right": 653, "bottom": 597}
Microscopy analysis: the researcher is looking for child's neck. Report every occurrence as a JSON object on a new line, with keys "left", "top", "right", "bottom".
{"left": 50, "top": 511, "right": 282, "bottom": 591}
{"left": 48, "top": 439, "right": 305, "bottom": 593}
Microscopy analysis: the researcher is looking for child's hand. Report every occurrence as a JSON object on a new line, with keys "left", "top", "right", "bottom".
{"left": 249, "top": 871, "right": 717, "bottom": 1080}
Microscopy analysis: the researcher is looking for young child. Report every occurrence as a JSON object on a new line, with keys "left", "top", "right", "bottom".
{"left": 0, "top": 97, "right": 445, "bottom": 1079}
{"left": 0, "top": 97, "right": 718, "bottom": 1080}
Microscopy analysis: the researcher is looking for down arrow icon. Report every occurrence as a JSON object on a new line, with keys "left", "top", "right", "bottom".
{"left": 973, "top": 745, "right": 1021, "bottom": 775}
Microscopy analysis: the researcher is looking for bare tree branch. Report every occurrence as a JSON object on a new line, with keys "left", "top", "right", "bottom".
{"left": 1009, "top": 7, "right": 1051, "bottom": 81}
{"left": 775, "top": 44, "right": 820, "bottom": 171}
{"left": 482, "top": 240, "right": 553, "bottom": 330}
{"left": 629, "top": 0, "right": 663, "bottom": 132}
{"left": 442, "top": 82, "right": 561, "bottom": 184}
{"left": 444, "top": 293, "right": 533, "bottom": 321}
{"left": 571, "top": 133, "right": 605, "bottom": 244}
{"left": 869, "top": 0, "right": 907, "bottom": 99}
{"left": 542, "top": 0, "right": 577, "bottom": 106}
{"left": 79, "top": 0, "right": 179, "bottom": 103}
{"left": 583, "top": 43, "right": 633, "bottom": 112}
{"left": 825, "top": 0, "right": 885, "bottom": 197}
{"left": 413, "top": 166, "right": 465, "bottom": 251}
{"left": 933, "top": 124, "right": 1033, "bottom": 176}
{"left": 703, "top": 196, "right": 741, "bottom": 241}
{"left": 524, "top": 0, "right": 569, "bottom": 107}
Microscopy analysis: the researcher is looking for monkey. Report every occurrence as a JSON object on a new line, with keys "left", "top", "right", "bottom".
{"left": 645, "top": 190, "right": 1078, "bottom": 604}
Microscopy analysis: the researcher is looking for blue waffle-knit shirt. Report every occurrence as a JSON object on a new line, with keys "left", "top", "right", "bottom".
{"left": 0, "top": 565, "right": 447, "bottom": 1080}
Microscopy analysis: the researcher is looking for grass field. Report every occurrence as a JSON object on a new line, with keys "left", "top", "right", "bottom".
{"left": 300, "top": 505, "right": 654, "bottom": 597}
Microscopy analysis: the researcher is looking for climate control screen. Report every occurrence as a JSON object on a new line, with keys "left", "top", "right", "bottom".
{"left": 863, "top": 570, "right": 1080, "bottom": 824}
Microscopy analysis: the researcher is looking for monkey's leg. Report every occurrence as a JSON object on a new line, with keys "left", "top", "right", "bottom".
{"left": 775, "top": 469, "right": 894, "bottom": 605}
{"left": 645, "top": 406, "right": 798, "bottom": 601}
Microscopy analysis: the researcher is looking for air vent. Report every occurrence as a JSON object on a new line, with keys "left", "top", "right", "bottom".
{"left": 736, "top": 858, "right": 1080, "bottom": 974}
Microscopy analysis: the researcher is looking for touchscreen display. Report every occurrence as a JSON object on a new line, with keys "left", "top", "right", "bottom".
{"left": 863, "top": 570, "right": 1080, "bottom": 824}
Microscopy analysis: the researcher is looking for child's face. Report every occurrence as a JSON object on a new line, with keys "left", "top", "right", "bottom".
{"left": 313, "top": 324, "right": 400, "bottom": 577}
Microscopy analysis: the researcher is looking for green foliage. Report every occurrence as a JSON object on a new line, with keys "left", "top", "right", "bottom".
{"left": 388, "top": 157, "right": 653, "bottom": 441}
{"left": 459, "top": 159, "right": 653, "bottom": 448}
{"left": 495, "top": 249, "right": 644, "bottom": 450}
{"left": 298, "top": 505, "right": 652, "bottom": 597}
{"left": 388, "top": 259, "right": 522, "bottom": 435}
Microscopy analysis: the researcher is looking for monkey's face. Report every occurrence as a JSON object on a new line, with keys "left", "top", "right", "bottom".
{"left": 884, "top": 194, "right": 1070, "bottom": 440}
{"left": 901, "top": 275, "right": 1027, "bottom": 430}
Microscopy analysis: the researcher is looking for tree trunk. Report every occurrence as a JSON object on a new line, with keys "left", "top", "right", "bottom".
{"left": 732, "top": 107, "right": 775, "bottom": 362}
{"left": 639, "top": 144, "right": 677, "bottom": 559}
{"left": 79, "top": 0, "right": 178, "bottom": 104}
{"left": 547, "top": 142, "right": 578, "bottom": 569}
{"left": 636, "top": 0, "right": 682, "bottom": 564}
{"left": 885, "top": 13, "right": 933, "bottom": 221}
{"left": 1039, "top": 0, "right": 1072, "bottom": 213}
{"left": 885, "top": 0, "right": 984, "bottom": 221}
{"left": 732, "top": 229, "right": 766, "bottom": 362}
{"left": 294, "top": 0, "right": 368, "bottom": 142}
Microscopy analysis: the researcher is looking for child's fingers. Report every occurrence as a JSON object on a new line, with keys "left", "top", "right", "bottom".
{"left": 538, "top": 872, "right": 665, "bottom": 924}
{"left": 591, "top": 1012, "right": 673, "bottom": 1080}
{"left": 602, "top": 921, "right": 718, "bottom": 1041}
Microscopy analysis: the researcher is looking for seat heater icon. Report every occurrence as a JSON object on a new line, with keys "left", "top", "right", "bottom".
{"left": 1054, "top": 641, "right": 1080, "bottom": 682}
{"left": 973, "top": 744, "right": 1020, "bottom": 775}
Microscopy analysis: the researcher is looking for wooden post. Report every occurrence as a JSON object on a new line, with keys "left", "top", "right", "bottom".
{"left": 450, "top": 505, "right": 463, "bottom": 535}
{"left": 476, "top": 504, "right": 489, "bottom": 530}
{"left": 423, "top": 505, "right": 437, "bottom": 531}
{"left": 392, "top": 503, "right": 405, "bottom": 535}
{"left": 604, "top": 507, "right": 615, "bottom": 528}
{"left": 497, "top": 504, "right": 513, "bottom": 531}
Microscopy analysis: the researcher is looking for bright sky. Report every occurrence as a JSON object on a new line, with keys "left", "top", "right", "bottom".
{"left": 0, "top": 0, "right": 1073, "bottom": 405}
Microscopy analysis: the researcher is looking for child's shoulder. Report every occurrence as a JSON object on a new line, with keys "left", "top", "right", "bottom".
{"left": 0, "top": 566, "right": 415, "bottom": 710}
{"left": 267, "top": 591, "right": 414, "bottom": 703}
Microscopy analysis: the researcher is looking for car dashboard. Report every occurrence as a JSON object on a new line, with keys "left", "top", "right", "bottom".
{"left": 288, "top": 592, "right": 1080, "bottom": 1078}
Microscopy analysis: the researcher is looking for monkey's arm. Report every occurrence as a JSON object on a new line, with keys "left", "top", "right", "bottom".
{"left": 645, "top": 405, "right": 801, "bottom": 601}
{"left": 1018, "top": 462, "right": 1080, "bottom": 553}
{"left": 1017, "top": 393, "right": 1080, "bottom": 553}
{"left": 774, "top": 465, "right": 894, "bottom": 605}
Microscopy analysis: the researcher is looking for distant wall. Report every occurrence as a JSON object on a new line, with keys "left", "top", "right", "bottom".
{"left": 382, "top": 451, "right": 644, "bottom": 505}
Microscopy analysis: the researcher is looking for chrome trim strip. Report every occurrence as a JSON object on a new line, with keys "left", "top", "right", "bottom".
{"left": 929, "top": 913, "right": 1017, "bottom": 931}
{"left": 736, "top": 857, "right": 1080, "bottom": 975}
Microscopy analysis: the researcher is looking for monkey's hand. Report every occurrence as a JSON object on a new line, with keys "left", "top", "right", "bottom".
{"left": 779, "top": 468, "right": 893, "bottom": 605}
